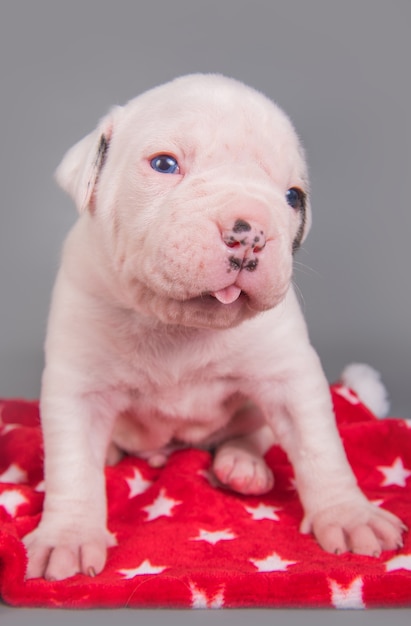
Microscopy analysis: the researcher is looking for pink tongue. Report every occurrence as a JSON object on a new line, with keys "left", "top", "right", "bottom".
{"left": 211, "top": 285, "right": 242, "bottom": 304}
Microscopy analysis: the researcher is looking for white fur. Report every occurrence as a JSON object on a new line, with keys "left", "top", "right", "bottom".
{"left": 23, "top": 74, "right": 404, "bottom": 580}
{"left": 341, "top": 363, "right": 390, "bottom": 418}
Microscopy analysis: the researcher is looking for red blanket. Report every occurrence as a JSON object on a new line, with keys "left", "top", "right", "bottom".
{"left": 0, "top": 385, "right": 410, "bottom": 609}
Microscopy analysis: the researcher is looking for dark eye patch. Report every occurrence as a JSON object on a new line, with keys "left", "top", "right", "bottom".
{"left": 286, "top": 188, "right": 307, "bottom": 253}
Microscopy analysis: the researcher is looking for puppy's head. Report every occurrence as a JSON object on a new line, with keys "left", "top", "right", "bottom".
{"left": 56, "top": 74, "right": 311, "bottom": 329}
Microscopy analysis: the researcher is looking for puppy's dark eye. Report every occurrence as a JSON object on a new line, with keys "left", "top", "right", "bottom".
{"left": 150, "top": 155, "right": 180, "bottom": 174}
{"left": 286, "top": 187, "right": 304, "bottom": 210}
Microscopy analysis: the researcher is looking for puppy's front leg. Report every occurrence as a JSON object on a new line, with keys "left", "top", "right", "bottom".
{"left": 23, "top": 393, "right": 116, "bottom": 580}
{"left": 261, "top": 348, "right": 405, "bottom": 556}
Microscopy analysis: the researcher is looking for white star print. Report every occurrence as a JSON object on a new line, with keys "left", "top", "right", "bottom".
{"left": 334, "top": 386, "right": 360, "bottom": 405}
{"left": 191, "top": 529, "right": 236, "bottom": 545}
{"left": 385, "top": 554, "right": 411, "bottom": 573}
{"left": 107, "top": 530, "right": 118, "bottom": 546}
{"left": 0, "top": 489, "right": 27, "bottom": 516}
{"left": 125, "top": 467, "right": 152, "bottom": 498}
{"left": 250, "top": 552, "right": 296, "bottom": 573}
{"left": 244, "top": 503, "right": 281, "bottom": 521}
{"left": 1, "top": 423, "right": 19, "bottom": 435}
{"left": 0, "top": 463, "right": 27, "bottom": 484}
{"left": 142, "top": 488, "right": 182, "bottom": 521}
{"left": 190, "top": 583, "right": 225, "bottom": 608}
{"left": 288, "top": 477, "right": 297, "bottom": 491}
{"left": 377, "top": 457, "right": 411, "bottom": 487}
{"left": 329, "top": 577, "right": 365, "bottom": 609}
{"left": 118, "top": 559, "right": 167, "bottom": 578}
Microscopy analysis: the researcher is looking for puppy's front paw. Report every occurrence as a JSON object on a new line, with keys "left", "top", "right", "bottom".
{"left": 302, "top": 501, "right": 406, "bottom": 557}
{"left": 23, "top": 519, "right": 116, "bottom": 580}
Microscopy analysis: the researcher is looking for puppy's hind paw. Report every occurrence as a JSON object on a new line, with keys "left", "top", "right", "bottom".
{"left": 213, "top": 445, "right": 274, "bottom": 495}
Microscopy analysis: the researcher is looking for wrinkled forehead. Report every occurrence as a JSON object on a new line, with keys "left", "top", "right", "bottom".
{"left": 114, "top": 77, "right": 307, "bottom": 182}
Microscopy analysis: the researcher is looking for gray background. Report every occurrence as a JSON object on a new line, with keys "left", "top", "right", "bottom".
{"left": 0, "top": 0, "right": 410, "bottom": 624}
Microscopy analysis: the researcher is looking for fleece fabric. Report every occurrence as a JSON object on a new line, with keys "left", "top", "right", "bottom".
{"left": 0, "top": 385, "right": 410, "bottom": 609}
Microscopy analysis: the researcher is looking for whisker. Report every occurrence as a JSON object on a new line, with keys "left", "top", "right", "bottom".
{"left": 291, "top": 279, "right": 306, "bottom": 311}
{"left": 293, "top": 260, "right": 321, "bottom": 278}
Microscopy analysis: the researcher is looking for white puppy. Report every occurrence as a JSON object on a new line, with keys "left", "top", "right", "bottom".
{"left": 24, "top": 74, "right": 404, "bottom": 580}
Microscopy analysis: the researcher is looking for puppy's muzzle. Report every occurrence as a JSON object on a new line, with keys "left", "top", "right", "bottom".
{"left": 222, "top": 219, "right": 266, "bottom": 273}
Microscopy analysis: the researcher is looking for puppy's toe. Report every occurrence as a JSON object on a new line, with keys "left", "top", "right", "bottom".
{"left": 369, "top": 514, "right": 405, "bottom": 550}
{"left": 44, "top": 545, "right": 82, "bottom": 581}
{"left": 43, "top": 541, "right": 108, "bottom": 581}
{"left": 23, "top": 539, "right": 52, "bottom": 580}
{"left": 350, "top": 524, "right": 383, "bottom": 557}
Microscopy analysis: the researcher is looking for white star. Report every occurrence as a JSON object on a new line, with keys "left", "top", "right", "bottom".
{"left": 0, "top": 489, "right": 27, "bottom": 516}
{"left": 385, "top": 554, "right": 411, "bottom": 573}
{"left": 191, "top": 529, "right": 236, "bottom": 545}
{"left": 288, "top": 477, "right": 297, "bottom": 491}
{"left": 244, "top": 503, "right": 281, "bottom": 521}
{"left": 190, "top": 583, "right": 225, "bottom": 608}
{"left": 334, "top": 386, "right": 360, "bottom": 405}
{"left": 1, "top": 424, "right": 19, "bottom": 435}
{"left": 142, "top": 488, "right": 182, "bottom": 521}
{"left": 125, "top": 467, "right": 152, "bottom": 498}
{"left": 118, "top": 559, "right": 167, "bottom": 578}
{"left": 250, "top": 552, "right": 296, "bottom": 573}
{"left": 107, "top": 530, "right": 118, "bottom": 546}
{"left": 34, "top": 480, "right": 45, "bottom": 492}
{"left": 329, "top": 577, "right": 365, "bottom": 609}
{"left": 377, "top": 457, "right": 411, "bottom": 487}
{"left": 0, "top": 464, "right": 27, "bottom": 484}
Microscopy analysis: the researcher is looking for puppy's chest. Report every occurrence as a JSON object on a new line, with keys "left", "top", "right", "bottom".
{"left": 120, "top": 336, "right": 241, "bottom": 422}
{"left": 136, "top": 380, "right": 237, "bottom": 426}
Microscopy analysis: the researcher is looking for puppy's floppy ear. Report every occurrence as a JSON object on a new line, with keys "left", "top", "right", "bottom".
{"left": 55, "top": 106, "right": 121, "bottom": 213}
